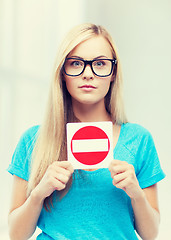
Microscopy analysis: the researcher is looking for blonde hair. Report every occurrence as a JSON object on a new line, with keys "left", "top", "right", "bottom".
{"left": 27, "top": 23, "right": 127, "bottom": 208}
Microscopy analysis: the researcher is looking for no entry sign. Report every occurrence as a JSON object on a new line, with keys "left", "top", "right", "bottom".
{"left": 67, "top": 121, "right": 113, "bottom": 169}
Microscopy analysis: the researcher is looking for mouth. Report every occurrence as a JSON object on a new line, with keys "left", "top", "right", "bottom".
{"left": 79, "top": 85, "right": 96, "bottom": 89}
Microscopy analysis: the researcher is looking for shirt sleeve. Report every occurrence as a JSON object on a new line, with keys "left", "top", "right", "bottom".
{"left": 7, "top": 127, "right": 38, "bottom": 181}
{"left": 136, "top": 130, "right": 165, "bottom": 189}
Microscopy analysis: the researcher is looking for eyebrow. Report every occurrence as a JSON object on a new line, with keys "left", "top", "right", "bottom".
{"left": 69, "top": 55, "right": 109, "bottom": 60}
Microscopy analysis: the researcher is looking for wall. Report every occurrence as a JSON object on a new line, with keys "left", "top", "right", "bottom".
{"left": 0, "top": 0, "right": 85, "bottom": 238}
{"left": 0, "top": 0, "right": 170, "bottom": 239}
{"left": 84, "top": 1, "right": 171, "bottom": 239}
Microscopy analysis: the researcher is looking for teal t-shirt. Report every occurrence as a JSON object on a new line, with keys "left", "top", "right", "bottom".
{"left": 7, "top": 123, "right": 165, "bottom": 240}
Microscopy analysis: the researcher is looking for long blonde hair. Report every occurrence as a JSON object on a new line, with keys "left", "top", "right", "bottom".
{"left": 27, "top": 23, "right": 127, "bottom": 207}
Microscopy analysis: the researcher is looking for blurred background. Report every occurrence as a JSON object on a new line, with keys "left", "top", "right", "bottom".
{"left": 0, "top": 0, "right": 170, "bottom": 239}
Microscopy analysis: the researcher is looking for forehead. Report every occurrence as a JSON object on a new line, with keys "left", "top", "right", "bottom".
{"left": 68, "top": 36, "right": 113, "bottom": 59}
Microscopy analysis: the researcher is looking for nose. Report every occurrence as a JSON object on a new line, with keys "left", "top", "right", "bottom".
{"left": 82, "top": 64, "right": 94, "bottom": 80}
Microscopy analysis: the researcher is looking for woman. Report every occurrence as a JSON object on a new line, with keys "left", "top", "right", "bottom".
{"left": 7, "top": 23, "right": 165, "bottom": 240}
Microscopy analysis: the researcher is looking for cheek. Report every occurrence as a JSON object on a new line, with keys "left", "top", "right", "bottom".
{"left": 64, "top": 76, "right": 71, "bottom": 88}
{"left": 101, "top": 78, "right": 112, "bottom": 92}
{"left": 64, "top": 77, "right": 76, "bottom": 96}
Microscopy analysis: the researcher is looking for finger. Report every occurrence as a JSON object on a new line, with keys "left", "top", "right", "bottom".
{"left": 112, "top": 171, "right": 128, "bottom": 185}
{"left": 54, "top": 166, "right": 72, "bottom": 178}
{"left": 43, "top": 175, "right": 66, "bottom": 195}
{"left": 110, "top": 164, "right": 129, "bottom": 178}
{"left": 49, "top": 165, "right": 72, "bottom": 184}
{"left": 53, "top": 178, "right": 66, "bottom": 191}
{"left": 54, "top": 172, "right": 70, "bottom": 185}
{"left": 47, "top": 164, "right": 71, "bottom": 184}
{"left": 109, "top": 160, "right": 128, "bottom": 171}
{"left": 113, "top": 170, "right": 137, "bottom": 190}
{"left": 113, "top": 177, "right": 129, "bottom": 190}
{"left": 111, "top": 159, "right": 128, "bottom": 166}
{"left": 50, "top": 162, "right": 74, "bottom": 177}
{"left": 55, "top": 161, "right": 74, "bottom": 173}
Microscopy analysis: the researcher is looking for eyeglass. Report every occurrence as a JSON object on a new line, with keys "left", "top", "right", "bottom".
{"left": 63, "top": 58, "right": 117, "bottom": 77}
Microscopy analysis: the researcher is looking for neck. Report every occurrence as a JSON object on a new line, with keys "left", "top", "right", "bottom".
{"left": 72, "top": 99, "right": 111, "bottom": 122}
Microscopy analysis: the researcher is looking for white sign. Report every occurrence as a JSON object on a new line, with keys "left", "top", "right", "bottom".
{"left": 67, "top": 121, "right": 113, "bottom": 169}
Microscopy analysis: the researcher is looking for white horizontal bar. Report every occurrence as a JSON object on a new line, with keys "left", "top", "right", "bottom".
{"left": 72, "top": 139, "right": 108, "bottom": 152}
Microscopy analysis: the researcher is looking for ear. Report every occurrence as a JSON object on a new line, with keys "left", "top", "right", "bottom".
{"left": 110, "top": 76, "right": 115, "bottom": 82}
{"left": 110, "top": 64, "right": 117, "bottom": 82}
{"left": 110, "top": 72, "right": 116, "bottom": 82}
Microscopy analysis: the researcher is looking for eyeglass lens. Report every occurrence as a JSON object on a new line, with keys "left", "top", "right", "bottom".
{"left": 64, "top": 58, "right": 114, "bottom": 77}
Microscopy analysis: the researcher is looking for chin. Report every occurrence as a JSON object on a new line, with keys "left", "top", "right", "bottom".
{"left": 79, "top": 98, "right": 103, "bottom": 106}
{"left": 72, "top": 95, "right": 105, "bottom": 106}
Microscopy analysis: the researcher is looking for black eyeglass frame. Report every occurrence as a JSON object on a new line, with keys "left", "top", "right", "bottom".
{"left": 63, "top": 58, "right": 117, "bottom": 77}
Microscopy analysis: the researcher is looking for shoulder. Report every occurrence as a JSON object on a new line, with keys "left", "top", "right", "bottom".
{"left": 21, "top": 125, "right": 40, "bottom": 139}
{"left": 121, "top": 122, "right": 152, "bottom": 141}
{"left": 20, "top": 125, "right": 40, "bottom": 145}
{"left": 14, "top": 125, "right": 40, "bottom": 154}
{"left": 8, "top": 125, "right": 40, "bottom": 181}
{"left": 119, "top": 122, "right": 155, "bottom": 157}
{"left": 122, "top": 122, "right": 150, "bottom": 135}
{"left": 117, "top": 122, "right": 165, "bottom": 188}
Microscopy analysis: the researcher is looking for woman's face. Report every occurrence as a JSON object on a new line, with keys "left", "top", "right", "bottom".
{"left": 63, "top": 36, "right": 114, "bottom": 106}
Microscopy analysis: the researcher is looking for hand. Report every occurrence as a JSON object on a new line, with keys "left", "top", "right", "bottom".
{"left": 109, "top": 160, "right": 143, "bottom": 200}
{"left": 33, "top": 161, "right": 74, "bottom": 202}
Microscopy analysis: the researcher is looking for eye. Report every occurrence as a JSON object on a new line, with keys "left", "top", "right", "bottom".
{"left": 70, "top": 60, "right": 83, "bottom": 67}
{"left": 94, "top": 60, "right": 106, "bottom": 67}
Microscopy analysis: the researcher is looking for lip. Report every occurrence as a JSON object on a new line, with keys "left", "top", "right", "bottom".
{"left": 79, "top": 85, "right": 96, "bottom": 89}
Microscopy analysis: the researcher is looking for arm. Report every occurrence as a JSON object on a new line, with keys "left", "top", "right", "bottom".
{"left": 8, "top": 161, "right": 74, "bottom": 240}
{"left": 8, "top": 176, "right": 43, "bottom": 240}
{"left": 131, "top": 184, "right": 160, "bottom": 240}
{"left": 109, "top": 160, "right": 160, "bottom": 240}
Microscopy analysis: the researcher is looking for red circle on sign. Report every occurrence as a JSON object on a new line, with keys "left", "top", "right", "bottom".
{"left": 71, "top": 126, "right": 110, "bottom": 165}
